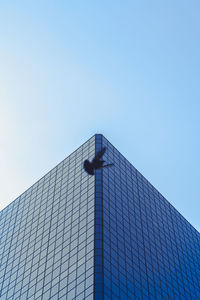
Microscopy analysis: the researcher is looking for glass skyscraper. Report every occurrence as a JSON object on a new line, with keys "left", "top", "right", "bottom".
{"left": 0, "top": 134, "right": 199, "bottom": 299}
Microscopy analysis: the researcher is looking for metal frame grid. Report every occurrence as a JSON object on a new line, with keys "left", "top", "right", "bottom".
{"left": 0, "top": 136, "right": 96, "bottom": 300}
{"left": 1, "top": 134, "right": 200, "bottom": 300}
{"left": 94, "top": 134, "right": 104, "bottom": 300}
{"left": 101, "top": 135, "right": 200, "bottom": 299}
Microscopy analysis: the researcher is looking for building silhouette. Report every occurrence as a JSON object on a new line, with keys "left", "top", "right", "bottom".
{"left": 0, "top": 134, "right": 199, "bottom": 299}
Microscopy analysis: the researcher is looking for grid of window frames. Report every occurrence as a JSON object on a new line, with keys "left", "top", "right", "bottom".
{"left": 0, "top": 136, "right": 96, "bottom": 300}
{"left": 102, "top": 135, "right": 200, "bottom": 299}
{"left": 94, "top": 134, "right": 104, "bottom": 299}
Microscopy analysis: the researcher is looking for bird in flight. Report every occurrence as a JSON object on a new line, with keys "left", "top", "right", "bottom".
{"left": 83, "top": 147, "right": 114, "bottom": 175}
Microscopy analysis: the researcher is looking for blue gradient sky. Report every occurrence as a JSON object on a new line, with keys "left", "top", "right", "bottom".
{"left": 0, "top": 1, "right": 200, "bottom": 231}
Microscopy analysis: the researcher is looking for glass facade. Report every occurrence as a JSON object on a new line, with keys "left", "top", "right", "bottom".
{"left": 101, "top": 135, "right": 200, "bottom": 299}
{"left": 0, "top": 136, "right": 95, "bottom": 300}
{"left": 0, "top": 134, "right": 200, "bottom": 300}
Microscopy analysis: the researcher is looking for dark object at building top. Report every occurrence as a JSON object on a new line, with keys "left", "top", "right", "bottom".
{"left": 83, "top": 147, "right": 114, "bottom": 175}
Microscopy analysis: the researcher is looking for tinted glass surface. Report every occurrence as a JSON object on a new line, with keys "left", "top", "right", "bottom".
{"left": 94, "top": 134, "right": 104, "bottom": 299}
{"left": 1, "top": 134, "right": 200, "bottom": 300}
{"left": 102, "top": 135, "right": 200, "bottom": 299}
{"left": 0, "top": 136, "right": 95, "bottom": 300}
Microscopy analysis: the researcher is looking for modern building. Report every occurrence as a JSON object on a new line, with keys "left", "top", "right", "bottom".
{"left": 0, "top": 134, "right": 199, "bottom": 300}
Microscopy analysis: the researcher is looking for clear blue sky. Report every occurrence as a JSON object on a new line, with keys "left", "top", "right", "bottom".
{"left": 0, "top": 1, "right": 199, "bottom": 231}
